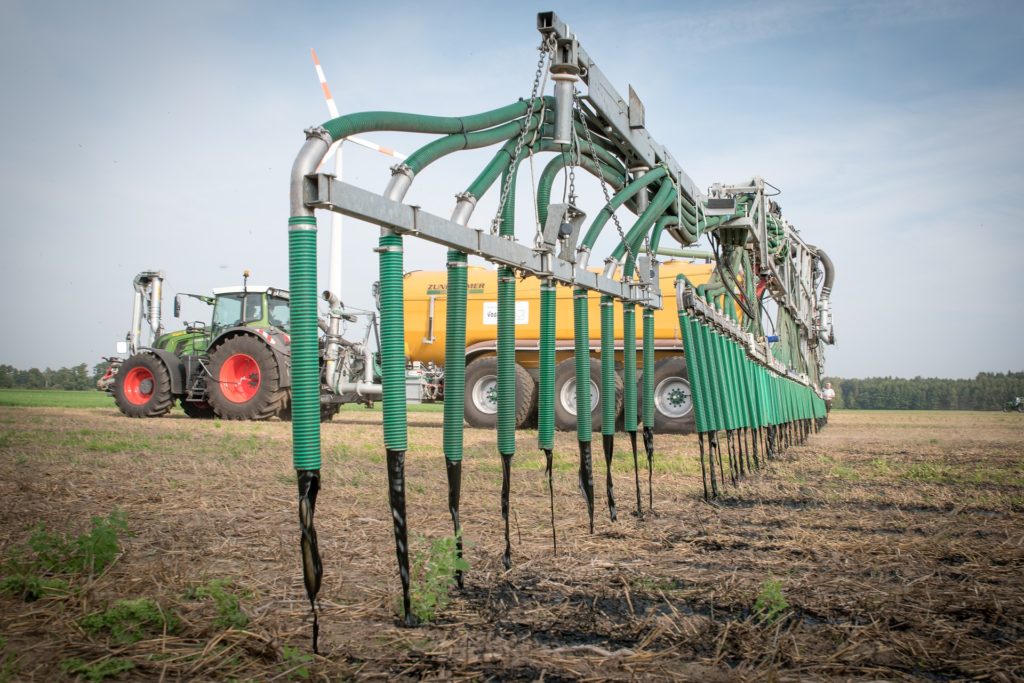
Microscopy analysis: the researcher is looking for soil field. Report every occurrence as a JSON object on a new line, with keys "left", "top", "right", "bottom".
{"left": 1, "top": 407, "right": 1022, "bottom": 681}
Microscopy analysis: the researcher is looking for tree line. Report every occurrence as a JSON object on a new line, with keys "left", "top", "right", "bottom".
{"left": 2, "top": 362, "right": 1022, "bottom": 410}
{"left": 0, "top": 362, "right": 110, "bottom": 391}
{"left": 823, "top": 372, "right": 1024, "bottom": 411}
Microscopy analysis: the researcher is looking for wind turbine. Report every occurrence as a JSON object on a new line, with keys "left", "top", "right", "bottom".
{"left": 311, "top": 49, "right": 407, "bottom": 302}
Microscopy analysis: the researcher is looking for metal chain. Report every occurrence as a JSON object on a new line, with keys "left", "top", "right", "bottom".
{"left": 573, "top": 87, "right": 637, "bottom": 278}
{"left": 491, "top": 37, "right": 552, "bottom": 235}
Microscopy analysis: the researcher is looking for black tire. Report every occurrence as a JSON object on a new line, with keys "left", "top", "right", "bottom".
{"left": 638, "top": 355, "right": 696, "bottom": 434}
{"left": 553, "top": 357, "right": 623, "bottom": 433}
{"left": 207, "top": 335, "right": 288, "bottom": 420}
{"left": 463, "top": 356, "right": 537, "bottom": 429}
{"left": 112, "top": 353, "right": 174, "bottom": 418}
{"left": 181, "top": 399, "right": 215, "bottom": 419}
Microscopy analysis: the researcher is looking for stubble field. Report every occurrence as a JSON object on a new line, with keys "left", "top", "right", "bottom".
{"left": 0, "top": 403, "right": 1022, "bottom": 681}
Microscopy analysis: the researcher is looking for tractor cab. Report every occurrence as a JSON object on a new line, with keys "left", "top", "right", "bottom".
{"left": 210, "top": 286, "right": 290, "bottom": 336}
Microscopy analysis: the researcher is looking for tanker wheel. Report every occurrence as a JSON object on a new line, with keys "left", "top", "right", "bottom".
{"left": 112, "top": 353, "right": 174, "bottom": 418}
{"left": 553, "top": 357, "right": 623, "bottom": 433}
{"left": 463, "top": 356, "right": 536, "bottom": 429}
{"left": 638, "top": 355, "right": 696, "bottom": 434}
{"left": 207, "top": 335, "right": 287, "bottom": 420}
{"left": 181, "top": 399, "right": 215, "bottom": 419}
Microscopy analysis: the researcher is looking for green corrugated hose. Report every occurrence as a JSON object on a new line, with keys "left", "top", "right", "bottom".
{"left": 443, "top": 249, "right": 467, "bottom": 586}
{"left": 288, "top": 217, "right": 320, "bottom": 471}
{"left": 600, "top": 294, "right": 617, "bottom": 522}
{"left": 538, "top": 282, "right": 556, "bottom": 450}
{"left": 538, "top": 279, "right": 557, "bottom": 551}
{"left": 574, "top": 287, "right": 595, "bottom": 532}
{"left": 622, "top": 302, "right": 641, "bottom": 516}
{"left": 288, "top": 215, "right": 322, "bottom": 652}
{"left": 642, "top": 307, "right": 655, "bottom": 508}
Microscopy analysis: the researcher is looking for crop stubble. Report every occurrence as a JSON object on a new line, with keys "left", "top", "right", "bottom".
{"left": 0, "top": 408, "right": 1021, "bottom": 681}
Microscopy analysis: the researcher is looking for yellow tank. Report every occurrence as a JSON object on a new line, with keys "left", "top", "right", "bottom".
{"left": 402, "top": 259, "right": 715, "bottom": 433}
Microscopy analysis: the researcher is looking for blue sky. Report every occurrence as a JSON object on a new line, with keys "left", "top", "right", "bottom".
{"left": 1, "top": 0, "right": 1021, "bottom": 378}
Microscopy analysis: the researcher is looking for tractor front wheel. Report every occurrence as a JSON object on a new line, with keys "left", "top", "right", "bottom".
{"left": 112, "top": 353, "right": 174, "bottom": 418}
{"left": 207, "top": 335, "right": 287, "bottom": 420}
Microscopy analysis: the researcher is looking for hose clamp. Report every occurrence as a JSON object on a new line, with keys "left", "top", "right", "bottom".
{"left": 303, "top": 126, "right": 332, "bottom": 145}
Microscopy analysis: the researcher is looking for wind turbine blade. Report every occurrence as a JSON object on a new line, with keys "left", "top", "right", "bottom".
{"left": 311, "top": 48, "right": 408, "bottom": 164}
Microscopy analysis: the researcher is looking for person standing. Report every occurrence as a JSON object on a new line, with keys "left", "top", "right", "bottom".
{"left": 822, "top": 382, "right": 836, "bottom": 414}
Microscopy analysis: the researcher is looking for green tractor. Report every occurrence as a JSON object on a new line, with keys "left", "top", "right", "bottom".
{"left": 107, "top": 271, "right": 299, "bottom": 420}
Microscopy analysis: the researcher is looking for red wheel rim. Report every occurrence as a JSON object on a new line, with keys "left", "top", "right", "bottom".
{"left": 123, "top": 366, "right": 155, "bottom": 405}
{"left": 219, "top": 353, "right": 261, "bottom": 403}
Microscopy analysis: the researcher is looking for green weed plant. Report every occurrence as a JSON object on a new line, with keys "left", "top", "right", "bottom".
{"left": 0, "top": 510, "right": 128, "bottom": 600}
{"left": 406, "top": 535, "right": 469, "bottom": 623}
{"left": 753, "top": 578, "right": 789, "bottom": 624}
{"left": 184, "top": 579, "right": 249, "bottom": 629}
{"left": 80, "top": 598, "right": 177, "bottom": 644}
{"left": 59, "top": 657, "right": 134, "bottom": 682}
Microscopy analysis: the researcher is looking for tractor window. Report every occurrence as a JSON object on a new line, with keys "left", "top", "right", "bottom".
{"left": 268, "top": 295, "right": 290, "bottom": 331}
{"left": 213, "top": 294, "right": 242, "bottom": 329}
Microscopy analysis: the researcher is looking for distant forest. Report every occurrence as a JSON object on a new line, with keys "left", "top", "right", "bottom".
{"left": 823, "top": 372, "right": 1024, "bottom": 411}
{"left": 1, "top": 363, "right": 1022, "bottom": 411}
{"left": 0, "top": 362, "right": 110, "bottom": 392}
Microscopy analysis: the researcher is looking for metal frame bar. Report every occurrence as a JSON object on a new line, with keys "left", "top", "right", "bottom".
{"left": 305, "top": 174, "right": 663, "bottom": 307}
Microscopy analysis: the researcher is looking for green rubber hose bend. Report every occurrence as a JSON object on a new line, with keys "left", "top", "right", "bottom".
{"left": 537, "top": 152, "right": 625, "bottom": 227}
{"left": 288, "top": 217, "right": 320, "bottom": 471}
{"left": 580, "top": 166, "right": 668, "bottom": 250}
{"left": 404, "top": 110, "right": 550, "bottom": 175}
{"left": 378, "top": 234, "right": 407, "bottom": 452}
{"left": 322, "top": 97, "right": 554, "bottom": 143}
{"left": 538, "top": 280, "right": 556, "bottom": 450}
{"left": 642, "top": 308, "right": 655, "bottom": 429}
{"left": 600, "top": 295, "right": 615, "bottom": 436}
{"left": 574, "top": 288, "right": 593, "bottom": 442}
{"left": 443, "top": 250, "right": 468, "bottom": 463}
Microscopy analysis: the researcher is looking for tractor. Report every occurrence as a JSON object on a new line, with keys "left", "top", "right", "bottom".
{"left": 107, "top": 271, "right": 298, "bottom": 420}
{"left": 103, "top": 270, "right": 400, "bottom": 421}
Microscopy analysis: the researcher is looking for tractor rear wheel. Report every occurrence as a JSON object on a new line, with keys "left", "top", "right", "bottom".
{"left": 553, "top": 357, "right": 622, "bottom": 433}
{"left": 207, "top": 335, "right": 287, "bottom": 420}
{"left": 113, "top": 353, "right": 174, "bottom": 418}
{"left": 638, "top": 355, "right": 696, "bottom": 434}
{"left": 463, "top": 356, "right": 536, "bottom": 429}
